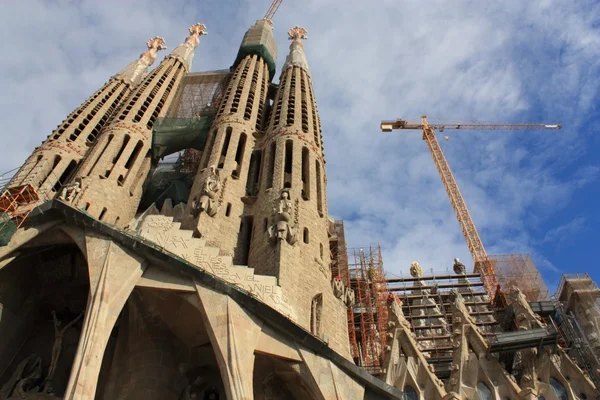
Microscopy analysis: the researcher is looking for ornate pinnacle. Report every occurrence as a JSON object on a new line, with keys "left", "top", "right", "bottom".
{"left": 146, "top": 36, "right": 167, "bottom": 51}
{"left": 189, "top": 23, "right": 208, "bottom": 37}
{"left": 288, "top": 26, "right": 307, "bottom": 41}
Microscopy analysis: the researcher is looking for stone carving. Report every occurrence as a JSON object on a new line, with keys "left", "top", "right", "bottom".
{"left": 288, "top": 26, "right": 308, "bottom": 41}
{"left": 409, "top": 261, "right": 423, "bottom": 277}
{"left": 268, "top": 189, "right": 297, "bottom": 245}
{"left": 453, "top": 258, "right": 466, "bottom": 275}
{"left": 169, "top": 23, "right": 208, "bottom": 71}
{"left": 332, "top": 276, "right": 344, "bottom": 299}
{"left": 194, "top": 166, "right": 221, "bottom": 218}
{"left": 58, "top": 178, "right": 81, "bottom": 203}
{"left": 115, "top": 36, "right": 166, "bottom": 87}
{"left": 42, "top": 311, "right": 84, "bottom": 393}
{"left": 343, "top": 286, "right": 355, "bottom": 307}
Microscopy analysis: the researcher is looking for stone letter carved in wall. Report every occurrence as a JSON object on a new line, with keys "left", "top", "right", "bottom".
{"left": 268, "top": 189, "right": 297, "bottom": 245}
{"left": 194, "top": 166, "right": 221, "bottom": 218}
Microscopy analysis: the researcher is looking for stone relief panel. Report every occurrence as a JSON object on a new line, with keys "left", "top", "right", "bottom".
{"left": 139, "top": 215, "right": 295, "bottom": 320}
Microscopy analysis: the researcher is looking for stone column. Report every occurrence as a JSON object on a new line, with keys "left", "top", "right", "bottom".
{"left": 63, "top": 233, "right": 147, "bottom": 400}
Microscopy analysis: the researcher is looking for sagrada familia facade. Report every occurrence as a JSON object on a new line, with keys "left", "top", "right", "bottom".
{"left": 0, "top": 15, "right": 598, "bottom": 400}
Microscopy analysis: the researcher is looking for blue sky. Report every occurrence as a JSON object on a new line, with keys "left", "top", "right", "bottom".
{"left": 1, "top": 0, "right": 599, "bottom": 293}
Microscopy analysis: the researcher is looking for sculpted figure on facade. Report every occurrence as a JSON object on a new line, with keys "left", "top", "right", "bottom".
{"left": 332, "top": 276, "right": 345, "bottom": 299}
{"left": 343, "top": 286, "right": 355, "bottom": 307}
{"left": 194, "top": 166, "right": 221, "bottom": 218}
{"left": 453, "top": 258, "right": 466, "bottom": 275}
{"left": 58, "top": 179, "right": 81, "bottom": 203}
{"left": 268, "top": 189, "right": 297, "bottom": 245}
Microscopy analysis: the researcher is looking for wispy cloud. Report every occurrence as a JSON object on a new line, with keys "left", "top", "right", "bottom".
{"left": 0, "top": 0, "right": 599, "bottom": 287}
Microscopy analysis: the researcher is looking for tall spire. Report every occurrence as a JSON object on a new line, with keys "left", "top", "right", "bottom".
{"left": 168, "top": 23, "right": 208, "bottom": 72}
{"left": 283, "top": 26, "right": 310, "bottom": 75}
{"left": 114, "top": 37, "right": 167, "bottom": 86}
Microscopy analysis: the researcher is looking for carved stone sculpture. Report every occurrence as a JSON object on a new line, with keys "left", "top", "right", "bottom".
{"left": 332, "top": 276, "right": 345, "bottom": 299}
{"left": 58, "top": 179, "right": 81, "bottom": 203}
{"left": 453, "top": 258, "right": 466, "bottom": 275}
{"left": 197, "top": 166, "right": 221, "bottom": 218}
{"left": 409, "top": 261, "right": 423, "bottom": 278}
{"left": 343, "top": 286, "right": 355, "bottom": 307}
{"left": 268, "top": 189, "right": 297, "bottom": 245}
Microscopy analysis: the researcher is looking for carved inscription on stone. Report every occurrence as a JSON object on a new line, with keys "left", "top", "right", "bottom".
{"left": 139, "top": 215, "right": 295, "bottom": 319}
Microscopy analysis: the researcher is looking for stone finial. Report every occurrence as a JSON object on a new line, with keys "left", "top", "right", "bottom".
{"left": 114, "top": 36, "right": 166, "bottom": 86}
{"left": 169, "top": 23, "right": 208, "bottom": 71}
{"left": 282, "top": 26, "right": 310, "bottom": 75}
{"left": 409, "top": 261, "right": 423, "bottom": 278}
{"left": 453, "top": 257, "right": 466, "bottom": 275}
{"left": 287, "top": 26, "right": 308, "bottom": 41}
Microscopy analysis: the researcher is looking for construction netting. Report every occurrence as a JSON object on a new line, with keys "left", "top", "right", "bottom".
{"left": 152, "top": 70, "right": 231, "bottom": 161}
{"left": 233, "top": 44, "right": 277, "bottom": 79}
{"left": 490, "top": 254, "right": 550, "bottom": 304}
{"left": 0, "top": 213, "right": 16, "bottom": 246}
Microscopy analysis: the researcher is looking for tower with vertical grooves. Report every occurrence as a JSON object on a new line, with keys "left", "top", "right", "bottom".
{"left": 5, "top": 37, "right": 166, "bottom": 205}
{"left": 183, "top": 19, "right": 277, "bottom": 263}
{"left": 69, "top": 24, "right": 207, "bottom": 226}
{"left": 246, "top": 27, "right": 350, "bottom": 355}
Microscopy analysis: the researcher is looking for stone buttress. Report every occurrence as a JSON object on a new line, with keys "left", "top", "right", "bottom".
{"left": 5, "top": 37, "right": 166, "bottom": 205}
{"left": 68, "top": 25, "right": 207, "bottom": 226}
{"left": 182, "top": 20, "right": 276, "bottom": 263}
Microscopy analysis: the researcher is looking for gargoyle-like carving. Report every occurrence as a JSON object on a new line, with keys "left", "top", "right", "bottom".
{"left": 195, "top": 166, "right": 221, "bottom": 218}
{"left": 268, "top": 189, "right": 297, "bottom": 245}
{"left": 332, "top": 276, "right": 345, "bottom": 299}
{"left": 343, "top": 286, "right": 355, "bottom": 307}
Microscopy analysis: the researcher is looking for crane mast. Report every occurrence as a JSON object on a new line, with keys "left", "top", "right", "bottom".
{"left": 380, "top": 116, "right": 561, "bottom": 300}
{"left": 264, "top": 0, "right": 283, "bottom": 21}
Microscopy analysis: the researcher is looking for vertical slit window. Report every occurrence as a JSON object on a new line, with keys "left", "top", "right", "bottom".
{"left": 99, "top": 207, "right": 108, "bottom": 221}
{"left": 232, "top": 133, "right": 247, "bottom": 178}
{"left": 218, "top": 128, "right": 232, "bottom": 169}
{"left": 88, "top": 134, "right": 114, "bottom": 176}
{"left": 316, "top": 160, "right": 323, "bottom": 216}
{"left": 245, "top": 149, "right": 262, "bottom": 196}
{"left": 129, "top": 151, "right": 151, "bottom": 196}
{"left": 266, "top": 141, "right": 276, "bottom": 189}
{"left": 284, "top": 140, "right": 293, "bottom": 188}
{"left": 225, "top": 203, "right": 232, "bottom": 217}
{"left": 301, "top": 147, "right": 310, "bottom": 200}
{"left": 286, "top": 69, "right": 297, "bottom": 126}
{"left": 201, "top": 129, "right": 217, "bottom": 169}
{"left": 303, "top": 228, "right": 309, "bottom": 244}
{"left": 119, "top": 140, "right": 144, "bottom": 185}
{"left": 53, "top": 160, "right": 77, "bottom": 193}
{"left": 41, "top": 155, "right": 62, "bottom": 190}
{"left": 106, "top": 135, "right": 130, "bottom": 178}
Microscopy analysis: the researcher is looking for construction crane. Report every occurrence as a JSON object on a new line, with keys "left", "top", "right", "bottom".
{"left": 264, "top": 0, "right": 283, "bottom": 21}
{"left": 380, "top": 116, "right": 561, "bottom": 300}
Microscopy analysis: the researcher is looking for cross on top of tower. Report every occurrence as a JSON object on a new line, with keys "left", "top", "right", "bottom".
{"left": 288, "top": 26, "right": 307, "bottom": 41}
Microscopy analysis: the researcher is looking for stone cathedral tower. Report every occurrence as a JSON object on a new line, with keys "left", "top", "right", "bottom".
{"left": 4, "top": 37, "right": 166, "bottom": 207}
{"left": 0, "top": 14, "right": 598, "bottom": 400}
{"left": 68, "top": 24, "right": 207, "bottom": 225}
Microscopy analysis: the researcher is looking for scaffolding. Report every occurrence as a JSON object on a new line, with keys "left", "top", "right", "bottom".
{"left": 491, "top": 254, "right": 550, "bottom": 306}
{"left": 329, "top": 220, "right": 359, "bottom": 360}
{"left": 349, "top": 244, "right": 389, "bottom": 375}
{"left": 152, "top": 70, "right": 232, "bottom": 168}
{"left": 387, "top": 272, "right": 500, "bottom": 362}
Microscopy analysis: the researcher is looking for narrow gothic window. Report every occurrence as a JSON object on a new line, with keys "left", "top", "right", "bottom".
{"left": 232, "top": 132, "right": 247, "bottom": 178}
{"left": 302, "top": 147, "right": 310, "bottom": 200}
{"left": 316, "top": 160, "right": 323, "bottom": 216}
{"left": 303, "top": 228, "right": 309, "bottom": 244}
{"left": 53, "top": 160, "right": 77, "bottom": 193}
{"left": 266, "top": 141, "right": 276, "bottom": 189}
{"left": 310, "top": 294, "right": 323, "bottom": 336}
{"left": 201, "top": 129, "right": 217, "bottom": 169}
{"left": 284, "top": 140, "right": 293, "bottom": 188}
{"left": 120, "top": 140, "right": 144, "bottom": 185}
{"left": 218, "top": 127, "right": 232, "bottom": 169}
{"left": 320, "top": 243, "right": 324, "bottom": 260}
{"left": 225, "top": 203, "right": 232, "bottom": 217}
{"left": 88, "top": 134, "right": 114, "bottom": 177}
{"left": 106, "top": 135, "right": 130, "bottom": 178}
{"left": 245, "top": 150, "right": 262, "bottom": 196}
{"left": 99, "top": 207, "right": 108, "bottom": 221}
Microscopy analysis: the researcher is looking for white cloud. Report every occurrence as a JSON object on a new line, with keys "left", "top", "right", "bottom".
{"left": 0, "top": 0, "right": 598, "bottom": 288}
